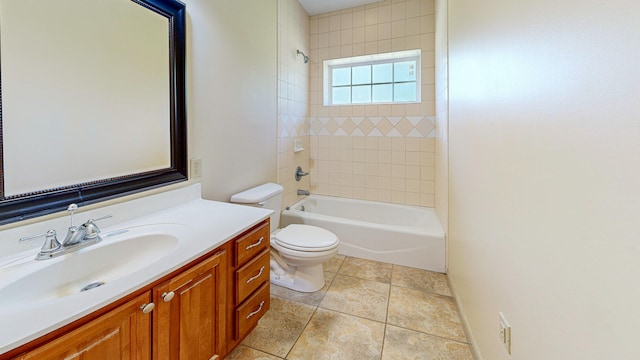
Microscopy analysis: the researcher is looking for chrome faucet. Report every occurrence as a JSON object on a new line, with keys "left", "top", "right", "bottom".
{"left": 19, "top": 204, "right": 112, "bottom": 260}
{"left": 297, "top": 189, "right": 310, "bottom": 196}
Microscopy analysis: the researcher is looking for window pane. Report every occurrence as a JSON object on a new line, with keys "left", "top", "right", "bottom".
{"left": 325, "top": 51, "right": 421, "bottom": 105}
{"left": 372, "top": 63, "right": 392, "bottom": 83}
{"left": 394, "top": 82, "right": 417, "bottom": 102}
{"left": 372, "top": 84, "right": 393, "bottom": 103}
{"left": 352, "top": 65, "right": 371, "bottom": 85}
{"left": 333, "top": 68, "right": 351, "bottom": 86}
{"left": 394, "top": 61, "right": 416, "bottom": 82}
{"left": 332, "top": 87, "right": 351, "bottom": 104}
{"left": 352, "top": 85, "right": 371, "bottom": 103}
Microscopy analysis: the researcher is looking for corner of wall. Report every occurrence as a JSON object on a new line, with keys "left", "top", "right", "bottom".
{"left": 277, "top": 0, "right": 311, "bottom": 210}
{"left": 447, "top": 269, "right": 483, "bottom": 360}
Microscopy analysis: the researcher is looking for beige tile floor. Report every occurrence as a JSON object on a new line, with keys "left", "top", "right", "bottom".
{"left": 226, "top": 255, "right": 474, "bottom": 360}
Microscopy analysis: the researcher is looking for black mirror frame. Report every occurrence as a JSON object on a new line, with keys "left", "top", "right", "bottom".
{"left": 0, "top": 0, "right": 187, "bottom": 225}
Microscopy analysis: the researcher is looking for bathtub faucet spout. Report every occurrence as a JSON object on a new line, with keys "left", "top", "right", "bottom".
{"left": 297, "top": 189, "right": 310, "bottom": 196}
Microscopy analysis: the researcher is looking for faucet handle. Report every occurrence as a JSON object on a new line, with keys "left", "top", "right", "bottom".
{"left": 295, "top": 166, "right": 309, "bottom": 181}
{"left": 67, "top": 203, "right": 79, "bottom": 227}
{"left": 19, "top": 229, "right": 61, "bottom": 254}
{"left": 83, "top": 214, "right": 113, "bottom": 239}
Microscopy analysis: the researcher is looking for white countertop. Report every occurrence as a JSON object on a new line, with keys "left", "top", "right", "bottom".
{"left": 0, "top": 184, "right": 272, "bottom": 354}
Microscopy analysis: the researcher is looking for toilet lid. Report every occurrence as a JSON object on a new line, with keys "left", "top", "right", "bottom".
{"left": 274, "top": 224, "right": 338, "bottom": 251}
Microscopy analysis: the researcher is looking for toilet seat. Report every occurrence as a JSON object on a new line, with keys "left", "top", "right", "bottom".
{"left": 273, "top": 224, "right": 338, "bottom": 252}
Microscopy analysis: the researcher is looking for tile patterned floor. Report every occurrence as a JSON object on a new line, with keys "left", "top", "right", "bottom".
{"left": 227, "top": 255, "right": 473, "bottom": 360}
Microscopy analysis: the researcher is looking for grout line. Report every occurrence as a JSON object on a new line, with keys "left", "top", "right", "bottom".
{"left": 314, "top": 304, "right": 387, "bottom": 325}
{"left": 284, "top": 303, "right": 321, "bottom": 359}
{"left": 379, "top": 264, "right": 396, "bottom": 360}
{"left": 332, "top": 272, "right": 392, "bottom": 286}
{"left": 387, "top": 266, "right": 395, "bottom": 325}
{"left": 391, "top": 284, "right": 455, "bottom": 298}
{"left": 385, "top": 322, "right": 471, "bottom": 345}
{"left": 333, "top": 255, "right": 347, "bottom": 273}
{"left": 241, "top": 344, "right": 285, "bottom": 359}
{"left": 389, "top": 282, "right": 455, "bottom": 299}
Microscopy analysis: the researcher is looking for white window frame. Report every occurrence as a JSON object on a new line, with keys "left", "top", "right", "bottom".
{"left": 323, "top": 49, "right": 422, "bottom": 106}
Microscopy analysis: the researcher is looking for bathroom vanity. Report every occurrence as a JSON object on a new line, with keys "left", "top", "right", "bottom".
{"left": 0, "top": 184, "right": 272, "bottom": 359}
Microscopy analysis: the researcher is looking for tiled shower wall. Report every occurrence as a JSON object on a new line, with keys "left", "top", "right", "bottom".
{"left": 308, "top": 0, "right": 437, "bottom": 207}
{"left": 277, "top": 0, "right": 310, "bottom": 209}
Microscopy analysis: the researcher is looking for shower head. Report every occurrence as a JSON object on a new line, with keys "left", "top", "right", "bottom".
{"left": 296, "top": 49, "right": 309, "bottom": 64}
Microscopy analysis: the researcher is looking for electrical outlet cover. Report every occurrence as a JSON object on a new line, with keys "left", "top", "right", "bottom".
{"left": 499, "top": 312, "right": 511, "bottom": 355}
{"left": 190, "top": 158, "right": 202, "bottom": 178}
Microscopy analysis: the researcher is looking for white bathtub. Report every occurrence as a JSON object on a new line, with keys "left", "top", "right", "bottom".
{"left": 280, "top": 195, "right": 446, "bottom": 273}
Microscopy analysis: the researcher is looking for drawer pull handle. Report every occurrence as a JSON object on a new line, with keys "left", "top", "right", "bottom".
{"left": 246, "top": 300, "right": 265, "bottom": 319}
{"left": 246, "top": 266, "right": 265, "bottom": 284}
{"left": 140, "top": 303, "right": 155, "bottom": 314}
{"left": 245, "top": 237, "right": 264, "bottom": 250}
{"left": 162, "top": 291, "right": 175, "bottom": 302}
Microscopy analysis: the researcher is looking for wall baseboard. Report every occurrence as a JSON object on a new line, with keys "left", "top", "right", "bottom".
{"left": 447, "top": 271, "right": 484, "bottom": 360}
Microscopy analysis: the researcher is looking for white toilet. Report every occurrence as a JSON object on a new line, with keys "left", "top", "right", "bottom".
{"left": 230, "top": 183, "right": 339, "bottom": 292}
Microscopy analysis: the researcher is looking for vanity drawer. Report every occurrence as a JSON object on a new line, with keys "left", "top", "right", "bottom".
{"left": 235, "top": 221, "right": 269, "bottom": 267}
{"left": 236, "top": 249, "right": 270, "bottom": 304}
{"left": 235, "top": 282, "right": 270, "bottom": 339}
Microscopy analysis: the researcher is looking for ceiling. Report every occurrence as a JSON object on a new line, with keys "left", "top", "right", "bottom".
{"left": 298, "top": 0, "right": 382, "bottom": 16}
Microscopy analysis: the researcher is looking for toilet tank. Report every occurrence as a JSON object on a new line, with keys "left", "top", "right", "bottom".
{"left": 230, "top": 183, "right": 283, "bottom": 232}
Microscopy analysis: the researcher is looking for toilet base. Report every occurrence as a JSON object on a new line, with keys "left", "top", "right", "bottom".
{"left": 270, "top": 262, "right": 325, "bottom": 293}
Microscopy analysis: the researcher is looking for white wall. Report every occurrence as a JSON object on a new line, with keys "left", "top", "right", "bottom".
{"left": 447, "top": 0, "right": 640, "bottom": 359}
{"left": 185, "top": 0, "right": 278, "bottom": 201}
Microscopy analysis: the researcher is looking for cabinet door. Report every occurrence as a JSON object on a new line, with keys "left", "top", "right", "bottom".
{"left": 14, "top": 293, "right": 151, "bottom": 360}
{"left": 153, "top": 249, "right": 227, "bottom": 360}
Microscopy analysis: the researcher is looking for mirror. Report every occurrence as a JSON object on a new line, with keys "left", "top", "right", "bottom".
{"left": 0, "top": 0, "right": 187, "bottom": 225}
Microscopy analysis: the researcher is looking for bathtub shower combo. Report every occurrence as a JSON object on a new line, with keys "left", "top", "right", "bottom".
{"left": 281, "top": 195, "right": 446, "bottom": 273}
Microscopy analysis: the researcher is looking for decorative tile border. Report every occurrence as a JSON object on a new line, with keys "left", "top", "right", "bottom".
{"left": 278, "top": 115, "right": 309, "bottom": 137}
{"left": 310, "top": 116, "right": 435, "bottom": 137}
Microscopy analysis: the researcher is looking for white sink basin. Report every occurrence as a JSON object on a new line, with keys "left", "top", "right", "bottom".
{"left": 0, "top": 225, "right": 183, "bottom": 308}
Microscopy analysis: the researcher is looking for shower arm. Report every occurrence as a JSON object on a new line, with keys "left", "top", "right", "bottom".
{"left": 296, "top": 49, "right": 309, "bottom": 63}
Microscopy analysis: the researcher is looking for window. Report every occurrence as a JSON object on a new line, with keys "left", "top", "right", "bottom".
{"left": 323, "top": 50, "right": 421, "bottom": 106}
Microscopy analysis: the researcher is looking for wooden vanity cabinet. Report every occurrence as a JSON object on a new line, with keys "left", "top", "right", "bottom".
{"left": 152, "top": 249, "right": 227, "bottom": 360}
{"left": 13, "top": 292, "right": 152, "bottom": 360}
{"left": 5, "top": 220, "right": 271, "bottom": 360}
